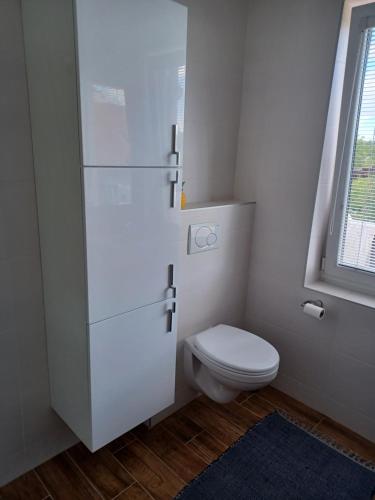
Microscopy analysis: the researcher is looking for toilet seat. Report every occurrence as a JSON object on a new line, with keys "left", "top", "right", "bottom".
{"left": 196, "top": 348, "right": 279, "bottom": 379}
{"left": 194, "top": 348, "right": 279, "bottom": 386}
{"left": 193, "top": 324, "right": 279, "bottom": 375}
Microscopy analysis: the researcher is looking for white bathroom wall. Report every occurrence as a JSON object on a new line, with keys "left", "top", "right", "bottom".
{"left": 177, "top": 0, "right": 249, "bottom": 203}
{"left": 0, "top": 0, "right": 77, "bottom": 487}
{"left": 235, "top": 0, "right": 375, "bottom": 442}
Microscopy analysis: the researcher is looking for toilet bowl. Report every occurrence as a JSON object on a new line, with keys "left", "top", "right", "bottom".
{"left": 184, "top": 324, "right": 279, "bottom": 404}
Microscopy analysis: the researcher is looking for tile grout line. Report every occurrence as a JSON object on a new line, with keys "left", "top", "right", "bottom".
{"left": 110, "top": 454, "right": 165, "bottom": 500}
{"left": 256, "top": 395, "right": 289, "bottom": 414}
{"left": 232, "top": 398, "right": 263, "bottom": 422}
{"left": 118, "top": 435, "right": 188, "bottom": 489}
{"left": 110, "top": 481, "right": 136, "bottom": 500}
{"left": 199, "top": 397, "right": 260, "bottom": 435}
{"left": 155, "top": 422, "right": 217, "bottom": 468}
{"left": 160, "top": 421, "right": 204, "bottom": 446}
{"left": 110, "top": 441, "right": 159, "bottom": 499}
{"left": 290, "top": 415, "right": 372, "bottom": 461}
{"left": 136, "top": 481, "right": 156, "bottom": 500}
{"left": 184, "top": 429, "right": 205, "bottom": 445}
{"left": 240, "top": 394, "right": 277, "bottom": 420}
{"left": 138, "top": 437, "right": 191, "bottom": 484}
{"left": 186, "top": 428, "right": 231, "bottom": 462}
{"left": 184, "top": 445, "right": 211, "bottom": 466}
{"left": 197, "top": 399, "right": 245, "bottom": 435}
{"left": 241, "top": 394, "right": 278, "bottom": 418}
{"left": 101, "top": 446, "right": 149, "bottom": 498}
{"left": 108, "top": 435, "right": 137, "bottom": 455}
{"left": 33, "top": 469, "right": 53, "bottom": 500}
{"left": 238, "top": 393, "right": 253, "bottom": 405}
{"left": 253, "top": 393, "right": 322, "bottom": 427}
{"left": 312, "top": 417, "right": 325, "bottom": 432}
{"left": 242, "top": 395, "right": 325, "bottom": 436}
{"left": 180, "top": 407, "right": 241, "bottom": 450}
{"left": 312, "top": 416, "right": 375, "bottom": 458}
{"left": 65, "top": 451, "right": 105, "bottom": 500}
{"left": 318, "top": 415, "right": 375, "bottom": 456}
{"left": 138, "top": 483, "right": 155, "bottom": 500}
{"left": 110, "top": 480, "right": 138, "bottom": 500}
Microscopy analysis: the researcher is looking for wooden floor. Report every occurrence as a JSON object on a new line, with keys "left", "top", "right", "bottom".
{"left": 1, "top": 387, "right": 375, "bottom": 500}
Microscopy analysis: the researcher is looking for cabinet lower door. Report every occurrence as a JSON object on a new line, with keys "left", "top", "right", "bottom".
{"left": 88, "top": 299, "right": 177, "bottom": 451}
{"left": 84, "top": 167, "right": 181, "bottom": 324}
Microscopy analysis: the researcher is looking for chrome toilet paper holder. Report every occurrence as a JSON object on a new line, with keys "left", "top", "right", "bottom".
{"left": 300, "top": 299, "right": 324, "bottom": 308}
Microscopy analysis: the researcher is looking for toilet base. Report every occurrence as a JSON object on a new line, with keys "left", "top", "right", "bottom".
{"left": 194, "top": 363, "right": 240, "bottom": 403}
{"left": 184, "top": 336, "right": 277, "bottom": 404}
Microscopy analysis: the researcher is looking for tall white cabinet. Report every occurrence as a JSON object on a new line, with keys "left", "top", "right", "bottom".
{"left": 22, "top": 0, "right": 187, "bottom": 451}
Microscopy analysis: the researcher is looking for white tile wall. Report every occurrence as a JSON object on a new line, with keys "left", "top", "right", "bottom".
{"left": 177, "top": 0, "right": 248, "bottom": 203}
{"left": 235, "top": 0, "right": 375, "bottom": 442}
{"left": 0, "top": 0, "right": 76, "bottom": 486}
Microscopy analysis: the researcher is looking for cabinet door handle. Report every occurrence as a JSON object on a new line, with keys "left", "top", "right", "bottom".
{"left": 170, "top": 170, "right": 179, "bottom": 208}
{"left": 167, "top": 302, "right": 176, "bottom": 333}
{"left": 171, "top": 124, "right": 180, "bottom": 166}
{"left": 168, "top": 264, "right": 177, "bottom": 298}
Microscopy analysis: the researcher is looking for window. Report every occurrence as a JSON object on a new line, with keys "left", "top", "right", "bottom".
{"left": 323, "top": 3, "right": 375, "bottom": 295}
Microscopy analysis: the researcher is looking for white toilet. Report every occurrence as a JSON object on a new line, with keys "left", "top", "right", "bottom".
{"left": 184, "top": 324, "right": 279, "bottom": 403}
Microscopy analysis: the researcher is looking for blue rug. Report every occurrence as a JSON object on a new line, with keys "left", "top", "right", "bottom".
{"left": 176, "top": 412, "right": 375, "bottom": 500}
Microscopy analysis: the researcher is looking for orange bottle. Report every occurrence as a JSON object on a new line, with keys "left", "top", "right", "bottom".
{"left": 181, "top": 181, "right": 187, "bottom": 209}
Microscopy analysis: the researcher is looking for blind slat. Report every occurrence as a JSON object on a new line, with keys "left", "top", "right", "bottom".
{"left": 339, "top": 28, "right": 375, "bottom": 273}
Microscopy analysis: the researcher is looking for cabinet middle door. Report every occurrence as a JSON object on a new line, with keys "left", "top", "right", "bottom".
{"left": 84, "top": 167, "right": 181, "bottom": 324}
{"left": 75, "top": 0, "right": 187, "bottom": 167}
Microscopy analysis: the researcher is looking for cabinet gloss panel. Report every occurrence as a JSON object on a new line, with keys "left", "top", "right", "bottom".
{"left": 75, "top": 0, "right": 187, "bottom": 167}
{"left": 84, "top": 167, "right": 181, "bottom": 324}
{"left": 89, "top": 299, "right": 177, "bottom": 451}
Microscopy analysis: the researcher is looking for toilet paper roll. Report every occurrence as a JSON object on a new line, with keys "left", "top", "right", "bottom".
{"left": 303, "top": 302, "right": 325, "bottom": 320}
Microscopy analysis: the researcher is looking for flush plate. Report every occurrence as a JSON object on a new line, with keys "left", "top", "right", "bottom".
{"left": 188, "top": 223, "right": 221, "bottom": 254}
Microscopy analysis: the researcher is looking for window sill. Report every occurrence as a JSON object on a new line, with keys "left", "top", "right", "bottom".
{"left": 305, "top": 279, "right": 375, "bottom": 309}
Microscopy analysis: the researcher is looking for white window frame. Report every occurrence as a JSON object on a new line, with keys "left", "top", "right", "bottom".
{"left": 305, "top": 0, "right": 375, "bottom": 308}
{"left": 324, "top": 4, "right": 375, "bottom": 296}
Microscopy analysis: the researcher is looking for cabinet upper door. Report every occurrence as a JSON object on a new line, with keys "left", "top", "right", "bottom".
{"left": 89, "top": 299, "right": 177, "bottom": 451}
{"left": 84, "top": 167, "right": 181, "bottom": 324}
{"left": 75, "top": 0, "right": 187, "bottom": 167}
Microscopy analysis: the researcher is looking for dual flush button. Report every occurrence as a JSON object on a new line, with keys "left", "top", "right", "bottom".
{"left": 188, "top": 223, "right": 221, "bottom": 254}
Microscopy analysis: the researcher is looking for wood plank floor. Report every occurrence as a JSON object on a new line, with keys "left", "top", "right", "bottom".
{"left": 1, "top": 387, "right": 375, "bottom": 500}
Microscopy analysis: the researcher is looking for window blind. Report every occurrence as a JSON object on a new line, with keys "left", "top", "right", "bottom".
{"left": 338, "top": 27, "right": 375, "bottom": 273}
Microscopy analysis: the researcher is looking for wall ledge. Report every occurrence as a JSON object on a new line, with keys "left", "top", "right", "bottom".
{"left": 182, "top": 200, "right": 255, "bottom": 212}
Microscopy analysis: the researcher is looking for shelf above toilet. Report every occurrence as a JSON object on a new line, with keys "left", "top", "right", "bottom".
{"left": 182, "top": 200, "right": 255, "bottom": 212}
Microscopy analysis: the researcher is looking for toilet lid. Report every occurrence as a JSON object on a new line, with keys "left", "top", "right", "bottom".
{"left": 194, "top": 324, "right": 279, "bottom": 374}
